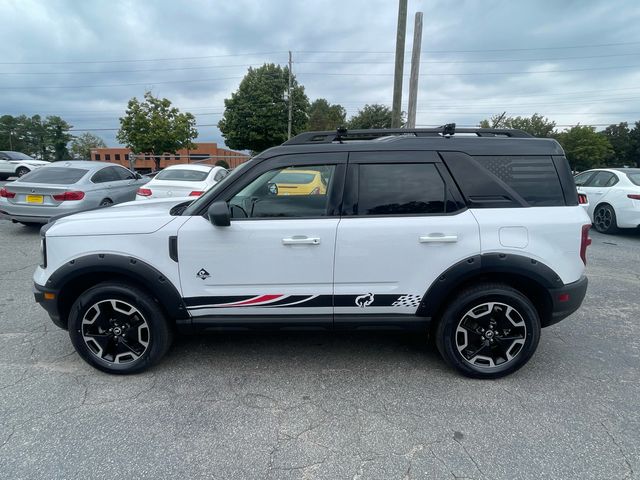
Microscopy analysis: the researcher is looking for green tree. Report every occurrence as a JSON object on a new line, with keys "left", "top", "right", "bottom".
{"left": 45, "top": 116, "right": 73, "bottom": 161}
{"left": 218, "top": 64, "right": 309, "bottom": 153}
{"left": 479, "top": 113, "right": 555, "bottom": 137}
{"left": 308, "top": 99, "right": 346, "bottom": 131}
{"left": 117, "top": 91, "right": 197, "bottom": 171}
{"left": 629, "top": 121, "right": 640, "bottom": 167}
{"left": 601, "top": 122, "right": 635, "bottom": 167}
{"left": 70, "top": 132, "right": 107, "bottom": 159}
{"left": 215, "top": 159, "right": 230, "bottom": 169}
{"left": 347, "top": 104, "right": 396, "bottom": 129}
{"left": 554, "top": 125, "right": 614, "bottom": 171}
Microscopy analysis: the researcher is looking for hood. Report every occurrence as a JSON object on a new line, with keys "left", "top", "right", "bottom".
{"left": 46, "top": 198, "right": 193, "bottom": 237}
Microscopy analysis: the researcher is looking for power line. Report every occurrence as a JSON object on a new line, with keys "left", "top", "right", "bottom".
{"left": 2, "top": 63, "right": 640, "bottom": 90}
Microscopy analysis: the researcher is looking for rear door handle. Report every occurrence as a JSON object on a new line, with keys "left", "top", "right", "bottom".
{"left": 282, "top": 236, "right": 320, "bottom": 245}
{"left": 419, "top": 234, "right": 458, "bottom": 243}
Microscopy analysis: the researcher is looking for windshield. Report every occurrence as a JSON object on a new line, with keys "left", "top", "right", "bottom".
{"left": 272, "top": 171, "right": 316, "bottom": 184}
{"left": 155, "top": 169, "right": 209, "bottom": 182}
{"left": 182, "top": 161, "right": 251, "bottom": 216}
{"left": 627, "top": 172, "right": 640, "bottom": 186}
{"left": 18, "top": 167, "right": 88, "bottom": 184}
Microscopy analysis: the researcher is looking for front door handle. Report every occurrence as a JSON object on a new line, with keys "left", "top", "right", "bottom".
{"left": 282, "top": 236, "right": 320, "bottom": 245}
{"left": 419, "top": 234, "right": 458, "bottom": 243}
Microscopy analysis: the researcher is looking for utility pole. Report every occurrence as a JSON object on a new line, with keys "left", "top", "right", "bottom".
{"left": 391, "top": 0, "right": 407, "bottom": 128}
{"left": 406, "top": 12, "right": 423, "bottom": 129}
{"left": 287, "top": 50, "right": 293, "bottom": 139}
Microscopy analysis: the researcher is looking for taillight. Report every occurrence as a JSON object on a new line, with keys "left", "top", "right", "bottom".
{"left": 628, "top": 194, "right": 640, "bottom": 200}
{"left": 580, "top": 224, "right": 592, "bottom": 265}
{"left": 578, "top": 193, "right": 588, "bottom": 204}
{"left": 189, "top": 191, "right": 204, "bottom": 196}
{"left": 137, "top": 188, "right": 152, "bottom": 196}
{"left": 0, "top": 187, "right": 15, "bottom": 199}
{"left": 310, "top": 187, "right": 321, "bottom": 195}
{"left": 52, "top": 191, "right": 85, "bottom": 201}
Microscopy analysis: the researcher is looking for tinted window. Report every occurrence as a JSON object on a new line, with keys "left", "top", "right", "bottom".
{"left": 18, "top": 167, "right": 87, "bottom": 185}
{"left": 357, "top": 164, "right": 445, "bottom": 215}
{"left": 574, "top": 171, "right": 595, "bottom": 186}
{"left": 588, "top": 171, "right": 617, "bottom": 187}
{"left": 627, "top": 172, "right": 640, "bottom": 186}
{"left": 155, "top": 169, "right": 210, "bottom": 182}
{"left": 113, "top": 166, "right": 135, "bottom": 180}
{"left": 229, "top": 164, "right": 335, "bottom": 218}
{"left": 91, "top": 167, "right": 121, "bottom": 183}
{"left": 475, "top": 156, "right": 564, "bottom": 206}
{"left": 6, "top": 152, "right": 34, "bottom": 160}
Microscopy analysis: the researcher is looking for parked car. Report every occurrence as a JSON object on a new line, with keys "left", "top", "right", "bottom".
{"left": 574, "top": 168, "right": 640, "bottom": 234}
{"left": 135, "top": 164, "right": 228, "bottom": 200}
{"left": 33, "top": 126, "right": 590, "bottom": 378}
{"left": 0, "top": 161, "right": 148, "bottom": 225}
{"left": 269, "top": 168, "right": 328, "bottom": 195}
{"left": 0, "top": 151, "right": 50, "bottom": 179}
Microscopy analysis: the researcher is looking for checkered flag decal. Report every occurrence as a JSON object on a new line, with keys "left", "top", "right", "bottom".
{"left": 392, "top": 295, "right": 422, "bottom": 308}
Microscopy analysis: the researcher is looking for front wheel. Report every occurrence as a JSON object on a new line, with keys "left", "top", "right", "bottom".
{"left": 593, "top": 204, "right": 618, "bottom": 234}
{"left": 68, "top": 282, "right": 173, "bottom": 374}
{"left": 436, "top": 283, "right": 541, "bottom": 379}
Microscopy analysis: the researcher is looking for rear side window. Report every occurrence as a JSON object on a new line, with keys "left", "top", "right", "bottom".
{"left": 474, "top": 156, "right": 565, "bottom": 206}
{"left": 357, "top": 163, "right": 445, "bottom": 215}
{"left": 18, "top": 167, "right": 87, "bottom": 185}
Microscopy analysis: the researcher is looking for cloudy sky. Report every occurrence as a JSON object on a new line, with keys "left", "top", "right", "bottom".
{"left": 1, "top": 0, "right": 639, "bottom": 147}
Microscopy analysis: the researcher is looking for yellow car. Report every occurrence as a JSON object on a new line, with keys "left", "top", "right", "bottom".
{"left": 271, "top": 169, "right": 327, "bottom": 195}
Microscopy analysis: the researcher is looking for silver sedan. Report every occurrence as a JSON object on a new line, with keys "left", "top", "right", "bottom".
{"left": 0, "top": 161, "right": 148, "bottom": 225}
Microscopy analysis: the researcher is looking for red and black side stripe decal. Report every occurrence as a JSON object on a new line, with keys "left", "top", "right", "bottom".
{"left": 184, "top": 294, "right": 421, "bottom": 310}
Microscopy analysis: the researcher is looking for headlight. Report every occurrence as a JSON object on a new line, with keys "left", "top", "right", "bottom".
{"left": 40, "top": 237, "right": 47, "bottom": 269}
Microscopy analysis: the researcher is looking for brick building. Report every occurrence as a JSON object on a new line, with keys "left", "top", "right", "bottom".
{"left": 90, "top": 142, "right": 249, "bottom": 172}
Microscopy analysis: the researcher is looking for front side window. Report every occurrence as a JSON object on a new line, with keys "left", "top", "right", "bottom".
{"left": 574, "top": 171, "right": 595, "bottom": 186}
{"left": 91, "top": 167, "right": 120, "bottom": 183}
{"left": 114, "top": 166, "right": 135, "bottom": 180}
{"left": 228, "top": 164, "right": 335, "bottom": 219}
{"left": 356, "top": 163, "right": 445, "bottom": 215}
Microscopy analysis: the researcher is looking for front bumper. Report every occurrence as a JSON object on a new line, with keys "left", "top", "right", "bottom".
{"left": 33, "top": 282, "right": 66, "bottom": 330}
{"left": 544, "top": 275, "right": 588, "bottom": 327}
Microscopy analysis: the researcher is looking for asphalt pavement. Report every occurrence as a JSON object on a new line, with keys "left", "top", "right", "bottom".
{"left": 0, "top": 212, "right": 638, "bottom": 479}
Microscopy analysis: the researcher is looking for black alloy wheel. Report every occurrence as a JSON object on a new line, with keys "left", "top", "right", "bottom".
{"left": 593, "top": 204, "right": 618, "bottom": 234}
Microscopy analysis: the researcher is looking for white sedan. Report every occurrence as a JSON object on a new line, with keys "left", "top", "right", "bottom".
{"left": 575, "top": 168, "right": 640, "bottom": 234}
{"left": 136, "top": 164, "right": 228, "bottom": 200}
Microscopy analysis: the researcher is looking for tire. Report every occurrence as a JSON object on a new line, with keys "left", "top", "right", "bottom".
{"left": 593, "top": 204, "right": 618, "bottom": 234}
{"left": 99, "top": 198, "right": 113, "bottom": 207}
{"left": 435, "top": 283, "right": 541, "bottom": 379}
{"left": 68, "top": 282, "right": 173, "bottom": 374}
{"left": 15, "top": 167, "right": 30, "bottom": 177}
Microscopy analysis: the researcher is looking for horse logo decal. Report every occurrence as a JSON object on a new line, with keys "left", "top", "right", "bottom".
{"left": 355, "top": 293, "right": 374, "bottom": 308}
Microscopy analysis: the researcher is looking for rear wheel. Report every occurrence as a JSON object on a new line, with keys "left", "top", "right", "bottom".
{"left": 436, "top": 283, "right": 541, "bottom": 379}
{"left": 593, "top": 204, "right": 618, "bottom": 234}
{"left": 15, "top": 167, "right": 30, "bottom": 177}
{"left": 99, "top": 198, "right": 113, "bottom": 207}
{"left": 68, "top": 282, "right": 173, "bottom": 374}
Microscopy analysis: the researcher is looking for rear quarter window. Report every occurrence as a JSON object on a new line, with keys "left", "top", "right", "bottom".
{"left": 474, "top": 156, "right": 565, "bottom": 206}
{"left": 18, "top": 167, "right": 88, "bottom": 185}
{"left": 626, "top": 172, "right": 640, "bottom": 186}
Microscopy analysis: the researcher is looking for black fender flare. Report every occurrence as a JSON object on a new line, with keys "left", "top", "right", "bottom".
{"left": 45, "top": 253, "right": 189, "bottom": 320}
{"left": 417, "top": 253, "right": 563, "bottom": 318}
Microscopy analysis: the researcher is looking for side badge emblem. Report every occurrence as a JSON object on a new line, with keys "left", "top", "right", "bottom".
{"left": 197, "top": 268, "right": 210, "bottom": 280}
{"left": 355, "top": 293, "right": 374, "bottom": 308}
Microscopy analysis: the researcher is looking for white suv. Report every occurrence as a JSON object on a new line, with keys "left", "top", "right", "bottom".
{"left": 33, "top": 126, "right": 591, "bottom": 378}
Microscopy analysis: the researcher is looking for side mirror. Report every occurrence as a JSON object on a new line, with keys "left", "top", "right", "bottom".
{"left": 208, "top": 201, "right": 231, "bottom": 227}
{"left": 135, "top": 172, "right": 142, "bottom": 179}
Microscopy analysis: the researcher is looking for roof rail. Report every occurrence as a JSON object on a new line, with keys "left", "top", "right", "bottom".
{"left": 283, "top": 124, "right": 532, "bottom": 145}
